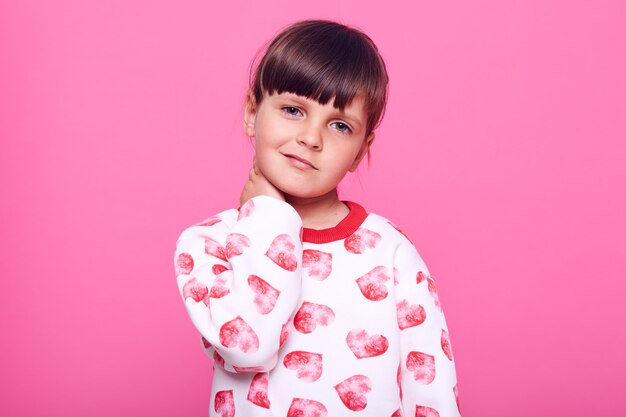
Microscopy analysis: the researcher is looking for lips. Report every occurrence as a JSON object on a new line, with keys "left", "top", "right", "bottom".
{"left": 283, "top": 153, "right": 317, "bottom": 170}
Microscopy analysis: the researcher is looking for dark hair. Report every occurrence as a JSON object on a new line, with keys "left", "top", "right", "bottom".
{"left": 249, "top": 20, "right": 389, "bottom": 137}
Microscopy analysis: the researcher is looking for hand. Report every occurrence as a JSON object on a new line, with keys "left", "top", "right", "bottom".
{"left": 240, "top": 158, "right": 285, "bottom": 206}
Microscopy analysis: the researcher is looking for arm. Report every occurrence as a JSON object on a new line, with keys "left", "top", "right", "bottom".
{"left": 394, "top": 238, "right": 461, "bottom": 417}
{"left": 174, "top": 195, "right": 303, "bottom": 372}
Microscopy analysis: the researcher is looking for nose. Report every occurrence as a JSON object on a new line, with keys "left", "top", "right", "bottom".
{"left": 296, "top": 123, "right": 323, "bottom": 151}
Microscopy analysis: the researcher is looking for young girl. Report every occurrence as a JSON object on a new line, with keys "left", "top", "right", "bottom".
{"left": 174, "top": 20, "right": 461, "bottom": 417}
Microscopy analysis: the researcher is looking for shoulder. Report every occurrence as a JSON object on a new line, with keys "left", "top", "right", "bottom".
{"left": 362, "top": 211, "right": 433, "bottom": 281}
{"left": 358, "top": 207, "right": 415, "bottom": 249}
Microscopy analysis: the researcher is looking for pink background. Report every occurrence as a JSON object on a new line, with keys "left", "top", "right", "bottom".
{"left": 1, "top": 0, "right": 624, "bottom": 416}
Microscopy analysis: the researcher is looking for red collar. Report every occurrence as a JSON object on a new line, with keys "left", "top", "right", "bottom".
{"left": 302, "top": 201, "right": 368, "bottom": 244}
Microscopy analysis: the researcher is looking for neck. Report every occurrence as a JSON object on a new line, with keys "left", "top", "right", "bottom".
{"left": 285, "top": 189, "right": 349, "bottom": 229}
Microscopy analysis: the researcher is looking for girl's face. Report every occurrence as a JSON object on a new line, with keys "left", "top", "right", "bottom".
{"left": 244, "top": 91, "right": 374, "bottom": 200}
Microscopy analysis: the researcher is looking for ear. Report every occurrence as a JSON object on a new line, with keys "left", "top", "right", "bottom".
{"left": 349, "top": 132, "right": 375, "bottom": 172}
{"left": 243, "top": 91, "right": 257, "bottom": 137}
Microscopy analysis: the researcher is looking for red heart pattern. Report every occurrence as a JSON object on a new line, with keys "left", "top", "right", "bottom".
{"left": 344, "top": 227, "right": 381, "bottom": 254}
{"left": 233, "top": 365, "right": 265, "bottom": 373}
{"left": 356, "top": 265, "right": 391, "bottom": 301}
{"left": 346, "top": 329, "right": 389, "bottom": 359}
{"left": 182, "top": 278, "right": 208, "bottom": 304}
{"left": 265, "top": 234, "right": 298, "bottom": 271}
{"left": 212, "top": 264, "right": 229, "bottom": 275}
{"left": 397, "top": 299, "right": 426, "bottom": 330}
{"left": 238, "top": 199, "right": 255, "bottom": 220}
{"left": 175, "top": 252, "right": 194, "bottom": 275}
{"left": 214, "top": 390, "right": 235, "bottom": 417}
{"left": 286, "top": 398, "right": 327, "bottom": 417}
{"left": 205, "top": 236, "right": 227, "bottom": 261}
{"left": 280, "top": 321, "right": 290, "bottom": 348}
{"left": 294, "top": 302, "right": 335, "bottom": 334}
{"left": 247, "top": 372, "right": 270, "bottom": 409}
{"left": 441, "top": 329, "right": 453, "bottom": 361}
{"left": 302, "top": 249, "right": 333, "bottom": 281}
{"left": 428, "top": 279, "right": 441, "bottom": 311}
{"left": 415, "top": 405, "right": 441, "bottom": 417}
{"left": 198, "top": 216, "right": 221, "bottom": 226}
{"left": 397, "top": 364, "right": 403, "bottom": 400}
{"left": 406, "top": 351, "right": 436, "bottom": 384}
{"left": 209, "top": 276, "right": 230, "bottom": 299}
{"left": 417, "top": 272, "right": 442, "bottom": 311}
{"left": 225, "top": 233, "right": 251, "bottom": 259}
{"left": 219, "top": 316, "right": 259, "bottom": 353}
{"left": 213, "top": 351, "right": 225, "bottom": 368}
{"left": 283, "top": 350, "right": 323, "bottom": 382}
{"left": 247, "top": 275, "right": 280, "bottom": 314}
{"left": 201, "top": 336, "right": 211, "bottom": 349}
{"left": 334, "top": 375, "right": 372, "bottom": 411}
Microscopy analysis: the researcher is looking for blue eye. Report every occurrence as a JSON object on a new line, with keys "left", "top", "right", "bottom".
{"left": 282, "top": 106, "right": 302, "bottom": 116}
{"left": 332, "top": 121, "right": 352, "bottom": 134}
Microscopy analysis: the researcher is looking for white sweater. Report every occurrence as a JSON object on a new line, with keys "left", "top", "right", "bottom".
{"left": 174, "top": 196, "right": 460, "bottom": 417}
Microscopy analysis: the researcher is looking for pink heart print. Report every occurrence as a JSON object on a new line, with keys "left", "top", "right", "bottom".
{"left": 391, "top": 409, "right": 402, "bottom": 417}
{"left": 214, "top": 390, "right": 235, "bottom": 417}
{"left": 175, "top": 252, "right": 194, "bottom": 275}
{"left": 453, "top": 384, "right": 460, "bottom": 413}
{"left": 213, "top": 351, "right": 225, "bottom": 368}
{"left": 294, "top": 301, "right": 335, "bottom": 334}
{"left": 356, "top": 266, "right": 391, "bottom": 301}
{"left": 280, "top": 321, "right": 290, "bottom": 348}
{"left": 247, "top": 372, "right": 270, "bottom": 409}
{"left": 233, "top": 365, "right": 265, "bottom": 373}
{"left": 334, "top": 375, "right": 372, "bottom": 411}
{"left": 247, "top": 275, "right": 280, "bottom": 314}
{"left": 406, "top": 351, "right": 436, "bottom": 384}
{"left": 212, "top": 264, "right": 229, "bottom": 275}
{"left": 182, "top": 278, "right": 209, "bottom": 305}
{"left": 396, "top": 299, "right": 426, "bottom": 330}
{"left": 265, "top": 234, "right": 298, "bottom": 271}
{"left": 441, "top": 329, "right": 454, "bottom": 361}
{"left": 205, "top": 236, "right": 227, "bottom": 261}
{"left": 344, "top": 227, "right": 381, "bottom": 254}
{"left": 209, "top": 276, "right": 230, "bottom": 299}
{"left": 302, "top": 249, "right": 333, "bottom": 281}
{"left": 283, "top": 350, "right": 323, "bottom": 382}
{"left": 238, "top": 198, "right": 255, "bottom": 220}
{"left": 198, "top": 216, "right": 222, "bottom": 226}
{"left": 346, "top": 329, "right": 389, "bottom": 359}
{"left": 287, "top": 398, "right": 328, "bottom": 417}
{"left": 201, "top": 337, "right": 211, "bottom": 349}
{"left": 387, "top": 220, "right": 412, "bottom": 241}
{"left": 416, "top": 272, "right": 441, "bottom": 311}
{"left": 397, "top": 364, "right": 402, "bottom": 399}
{"left": 225, "top": 233, "right": 251, "bottom": 259}
{"left": 219, "top": 316, "right": 259, "bottom": 353}
{"left": 415, "top": 405, "right": 441, "bottom": 417}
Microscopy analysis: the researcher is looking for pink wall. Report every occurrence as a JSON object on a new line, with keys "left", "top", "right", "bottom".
{"left": 1, "top": 0, "right": 624, "bottom": 416}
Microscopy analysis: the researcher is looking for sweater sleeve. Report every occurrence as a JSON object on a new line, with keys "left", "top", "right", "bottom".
{"left": 174, "top": 196, "right": 303, "bottom": 372}
{"left": 394, "top": 237, "right": 461, "bottom": 417}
